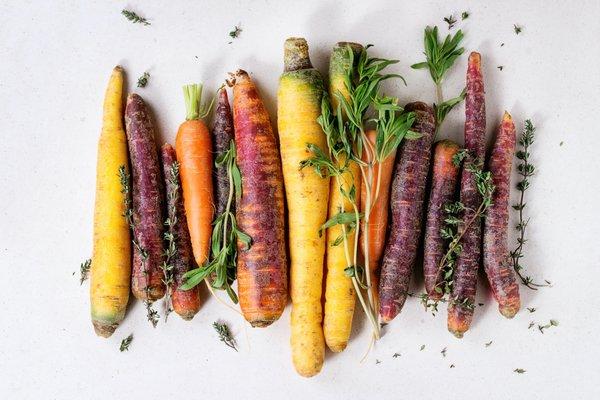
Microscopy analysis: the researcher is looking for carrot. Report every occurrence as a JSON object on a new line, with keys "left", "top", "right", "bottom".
{"left": 176, "top": 84, "right": 214, "bottom": 268}
{"left": 90, "top": 66, "right": 131, "bottom": 337}
{"left": 448, "top": 52, "right": 486, "bottom": 337}
{"left": 161, "top": 143, "right": 201, "bottom": 320}
{"left": 212, "top": 87, "right": 235, "bottom": 217}
{"left": 358, "top": 129, "right": 396, "bottom": 310}
{"left": 278, "top": 38, "right": 329, "bottom": 377}
{"left": 232, "top": 70, "right": 287, "bottom": 327}
{"left": 483, "top": 112, "right": 521, "bottom": 318}
{"left": 323, "top": 42, "right": 363, "bottom": 352}
{"left": 125, "top": 93, "right": 166, "bottom": 301}
{"left": 423, "top": 140, "right": 461, "bottom": 299}
{"left": 378, "top": 102, "right": 436, "bottom": 323}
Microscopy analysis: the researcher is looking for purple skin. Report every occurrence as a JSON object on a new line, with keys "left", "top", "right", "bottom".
{"left": 125, "top": 93, "right": 166, "bottom": 301}
{"left": 423, "top": 140, "right": 461, "bottom": 299}
{"left": 212, "top": 88, "right": 235, "bottom": 216}
{"left": 378, "top": 101, "right": 436, "bottom": 323}
{"left": 448, "top": 52, "right": 485, "bottom": 337}
{"left": 483, "top": 114, "right": 520, "bottom": 319}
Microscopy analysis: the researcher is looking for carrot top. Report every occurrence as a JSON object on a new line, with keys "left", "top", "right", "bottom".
{"left": 183, "top": 83, "right": 213, "bottom": 121}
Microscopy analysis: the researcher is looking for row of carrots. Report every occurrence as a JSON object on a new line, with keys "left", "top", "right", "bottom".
{"left": 90, "top": 37, "right": 521, "bottom": 377}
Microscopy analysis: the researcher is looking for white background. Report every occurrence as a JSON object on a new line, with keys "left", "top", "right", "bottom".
{"left": 1, "top": 1, "right": 599, "bottom": 399}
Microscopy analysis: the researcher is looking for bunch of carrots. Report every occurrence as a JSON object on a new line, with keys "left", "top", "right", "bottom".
{"left": 89, "top": 30, "right": 525, "bottom": 377}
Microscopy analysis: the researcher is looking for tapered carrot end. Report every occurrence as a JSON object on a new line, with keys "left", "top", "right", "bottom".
{"left": 502, "top": 111, "right": 512, "bottom": 122}
{"left": 113, "top": 65, "right": 124, "bottom": 73}
{"left": 250, "top": 319, "right": 275, "bottom": 328}
{"left": 499, "top": 298, "right": 521, "bottom": 319}
{"left": 448, "top": 308, "right": 472, "bottom": 338}
{"left": 326, "top": 341, "right": 348, "bottom": 353}
{"left": 93, "top": 321, "right": 117, "bottom": 338}
{"left": 379, "top": 307, "right": 397, "bottom": 324}
{"left": 284, "top": 37, "right": 312, "bottom": 72}
{"left": 468, "top": 52, "right": 481, "bottom": 70}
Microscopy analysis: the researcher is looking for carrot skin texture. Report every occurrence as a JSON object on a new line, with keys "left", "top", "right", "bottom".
{"left": 359, "top": 129, "right": 396, "bottom": 309}
{"left": 483, "top": 112, "right": 520, "bottom": 318}
{"left": 212, "top": 88, "right": 235, "bottom": 217}
{"left": 233, "top": 70, "right": 288, "bottom": 327}
{"left": 125, "top": 93, "right": 166, "bottom": 301}
{"left": 161, "top": 144, "right": 201, "bottom": 320}
{"left": 423, "top": 140, "right": 461, "bottom": 299}
{"left": 90, "top": 66, "right": 131, "bottom": 337}
{"left": 176, "top": 119, "right": 214, "bottom": 267}
{"left": 279, "top": 38, "right": 329, "bottom": 377}
{"left": 378, "top": 102, "right": 436, "bottom": 323}
{"left": 448, "top": 52, "right": 486, "bottom": 337}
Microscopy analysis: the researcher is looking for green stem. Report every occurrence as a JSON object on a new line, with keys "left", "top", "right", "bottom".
{"left": 183, "top": 84, "right": 202, "bottom": 120}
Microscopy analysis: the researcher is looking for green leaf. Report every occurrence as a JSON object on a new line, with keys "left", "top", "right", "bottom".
{"left": 319, "top": 211, "right": 362, "bottom": 237}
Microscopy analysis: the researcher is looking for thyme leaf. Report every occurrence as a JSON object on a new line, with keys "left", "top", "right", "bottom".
{"left": 80, "top": 259, "right": 91, "bottom": 285}
{"left": 120, "top": 334, "right": 133, "bottom": 352}
{"left": 213, "top": 321, "right": 237, "bottom": 351}
{"left": 121, "top": 9, "right": 150, "bottom": 26}
{"left": 137, "top": 72, "right": 150, "bottom": 88}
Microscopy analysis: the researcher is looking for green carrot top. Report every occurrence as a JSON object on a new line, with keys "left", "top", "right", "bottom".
{"left": 183, "top": 83, "right": 213, "bottom": 121}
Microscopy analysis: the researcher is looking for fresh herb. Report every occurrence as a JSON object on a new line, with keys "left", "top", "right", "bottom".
{"left": 213, "top": 321, "right": 237, "bottom": 351}
{"left": 538, "top": 319, "right": 559, "bottom": 334}
{"left": 411, "top": 26, "right": 465, "bottom": 135}
{"left": 500, "top": 42, "right": 505, "bottom": 47}
{"left": 181, "top": 141, "right": 248, "bottom": 303}
{"left": 392, "top": 352, "right": 401, "bottom": 358}
{"left": 441, "top": 347, "right": 447, "bottom": 357}
{"left": 514, "top": 368, "right": 526, "bottom": 374}
{"left": 497, "top": 66, "right": 504, "bottom": 71}
{"left": 160, "top": 161, "right": 180, "bottom": 322}
{"left": 80, "top": 258, "right": 91, "bottom": 285}
{"left": 559, "top": 141, "right": 564, "bottom": 146}
{"left": 527, "top": 307, "right": 536, "bottom": 313}
{"left": 121, "top": 9, "right": 150, "bottom": 26}
{"left": 137, "top": 72, "right": 150, "bottom": 88}
{"left": 444, "top": 15, "right": 457, "bottom": 29}
{"left": 120, "top": 334, "right": 133, "bottom": 352}
{"left": 461, "top": 11, "right": 470, "bottom": 20}
{"left": 510, "top": 120, "right": 550, "bottom": 289}
{"left": 450, "top": 364, "right": 455, "bottom": 368}
{"left": 514, "top": 24, "right": 522, "bottom": 35}
{"left": 485, "top": 341, "right": 493, "bottom": 347}
{"left": 229, "top": 25, "right": 242, "bottom": 40}
{"left": 420, "top": 345, "right": 426, "bottom": 351}
{"left": 119, "top": 166, "right": 159, "bottom": 327}
{"left": 528, "top": 321, "right": 535, "bottom": 329}
{"left": 375, "top": 359, "right": 382, "bottom": 365}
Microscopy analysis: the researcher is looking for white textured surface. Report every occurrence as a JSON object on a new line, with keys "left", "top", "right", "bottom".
{"left": 1, "top": 1, "right": 599, "bottom": 398}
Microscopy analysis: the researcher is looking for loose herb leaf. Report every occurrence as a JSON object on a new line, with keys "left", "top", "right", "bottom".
{"left": 80, "top": 258, "right": 91, "bottom": 285}
{"left": 213, "top": 321, "right": 237, "bottom": 351}
{"left": 392, "top": 352, "right": 401, "bottom": 358}
{"left": 461, "top": 11, "right": 470, "bottom": 20}
{"left": 229, "top": 25, "right": 242, "bottom": 39}
{"left": 497, "top": 66, "right": 504, "bottom": 71}
{"left": 441, "top": 347, "right": 447, "bottom": 357}
{"left": 444, "top": 15, "right": 457, "bottom": 29}
{"left": 527, "top": 307, "right": 536, "bottom": 313}
{"left": 121, "top": 9, "right": 150, "bottom": 25}
{"left": 137, "top": 72, "right": 150, "bottom": 88}
{"left": 485, "top": 341, "right": 493, "bottom": 347}
{"left": 514, "top": 368, "right": 526, "bottom": 374}
{"left": 514, "top": 24, "right": 522, "bottom": 35}
{"left": 420, "top": 345, "right": 426, "bottom": 351}
{"left": 120, "top": 334, "right": 133, "bottom": 352}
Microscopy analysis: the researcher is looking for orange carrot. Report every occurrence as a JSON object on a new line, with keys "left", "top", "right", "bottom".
{"left": 176, "top": 84, "right": 214, "bottom": 268}
{"left": 359, "top": 129, "right": 396, "bottom": 309}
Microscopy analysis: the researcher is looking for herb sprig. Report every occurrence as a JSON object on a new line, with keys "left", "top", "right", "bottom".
{"left": 137, "top": 72, "right": 149, "bottom": 88}
{"left": 160, "top": 161, "right": 180, "bottom": 322}
{"left": 120, "top": 334, "right": 133, "bottom": 352}
{"left": 121, "top": 9, "right": 150, "bottom": 26}
{"left": 510, "top": 120, "right": 550, "bottom": 289}
{"left": 80, "top": 259, "right": 91, "bottom": 285}
{"left": 119, "top": 166, "right": 159, "bottom": 327}
{"left": 213, "top": 321, "right": 237, "bottom": 351}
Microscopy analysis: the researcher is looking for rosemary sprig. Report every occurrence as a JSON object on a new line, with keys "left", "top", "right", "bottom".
{"left": 411, "top": 26, "right": 466, "bottom": 135}
{"left": 510, "top": 120, "right": 550, "bottom": 289}
{"left": 181, "top": 141, "right": 249, "bottom": 303}
{"left": 120, "top": 334, "right": 133, "bottom": 352}
{"left": 160, "top": 161, "right": 180, "bottom": 322}
{"left": 119, "top": 166, "right": 159, "bottom": 327}
{"left": 213, "top": 321, "right": 237, "bottom": 351}
{"left": 121, "top": 9, "right": 150, "bottom": 26}
{"left": 80, "top": 258, "right": 91, "bottom": 285}
{"left": 137, "top": 72, "right": 149, "bottom": 88}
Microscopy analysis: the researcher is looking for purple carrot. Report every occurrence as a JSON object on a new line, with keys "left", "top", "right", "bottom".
{"left": 483, "top": 112, "right": 521, "bottom": 318}
{"left": 423, "top": 140, "right": 461, "bottom": 299}
{"left": 125, "top": 93, "right": 166, "bottom": 301}
{"left": 212, "top": 87, "right": 235, "bottom": 216}
{"left": 448, "top": 52, "right": 486, "bottom": 338}
{"left": 378, "top": 101, "right": 436, "bottom": 323}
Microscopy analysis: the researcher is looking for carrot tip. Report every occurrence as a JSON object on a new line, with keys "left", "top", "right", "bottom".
{"left": 450, "top": 329, "right": 464, "bottom": 339}
{"left": 249, "top": 319, "right": 276, "bottom": 328}
{"left": 92, "top": 321, "right": 117, "bottom": 338}
{"left": 499, "top": 304, "right": 520, "bottom": 319}
{"left": 468, "top": 52, "right": 481, "bottom": 69}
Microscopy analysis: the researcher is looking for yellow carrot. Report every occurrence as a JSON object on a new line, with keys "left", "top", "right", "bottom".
{"left": 90, "top": 66, "right": 131, "bottom": 337}
{"left": 278, "top": 38, "right": 329, "bottom": 377}
{"left": 323, "top": 42, "right": 363, "bottom": 352}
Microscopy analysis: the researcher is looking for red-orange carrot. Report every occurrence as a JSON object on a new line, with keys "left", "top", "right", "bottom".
{"left": 176, "top": 84, "right": 214, "bottom": 268}
{"left": 448, "top": 52, "right": 486, "bottom": 337}
{"left": 483, "top": 112, "right": 521, "bottom": 318}
{"left": 359, "top": 129, "right": 396, "bottom": 309}
{"left": 231, "top": 70, "right": 287, "bottom": 327}
{"left": 423, "top": 140, "right": 461, "bottom": 299}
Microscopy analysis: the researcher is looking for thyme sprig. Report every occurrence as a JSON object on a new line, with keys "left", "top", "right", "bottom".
{"left": 160, "top": 161, "right": 180, "bottom": 322}
{"left": 119, "top": 166, "right": 159, "bottom": 327}
{"left": 510, "top": 120, "right": 550, "bottom": 289}
{"left": 80, "top": 258, "right": 91, "bottom": 285}
{"left": 443, "top": 15, "right": 457, "bottom": 29}
{"left": 213, "top": 321, "right": 237, "bottom": 351}
{"left": 120, "top": 334, "right": 133, "bottom": 352}
{"left": 121, "top": 9, "right": 150, "bottom": 26}
{"left": 181, "top": 141, "right": 249, "bottom": 303}
{"left": 411, "top": 26, "right": 466, "bottom": 136}
{"left": 137, "top": 72, "right": 149, "bottom": 88}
